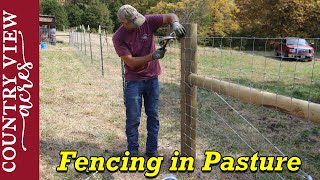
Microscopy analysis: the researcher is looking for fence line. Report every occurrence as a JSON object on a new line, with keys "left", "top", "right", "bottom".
{"left": 67, "top": 24, "right": 320, "bottom": 179}
{"left": 183, "top": 24, "right": 318, "bottom": 179}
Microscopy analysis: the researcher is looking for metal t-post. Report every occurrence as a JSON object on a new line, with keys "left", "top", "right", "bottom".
{"left": 99, "top": 26, "right": 104, "bottom": 76}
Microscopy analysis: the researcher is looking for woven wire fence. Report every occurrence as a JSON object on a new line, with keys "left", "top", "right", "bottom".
{"left": 179, "top": 24, "right": 319, "bottom": 179}
{"left": 68, "top": 27, "right": 182, "bottom": 179}
{"left": 188, "top": 36, "right": 320, "bottom": 180}
{"left": 68, "top": 24, "right": 320, "bottom": 179}
{"left": 68, "top": 25, "right": 182, "bottom": 152}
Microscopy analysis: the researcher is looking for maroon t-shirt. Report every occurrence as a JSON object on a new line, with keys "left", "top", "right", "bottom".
{"left": 112, "top": 14, "right": 164, "bottom": 80}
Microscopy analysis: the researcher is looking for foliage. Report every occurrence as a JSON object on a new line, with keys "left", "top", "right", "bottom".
{"left": 103, "top": 0, "right": 124, "bottom": 31}
{"left": 82, "top": 0, "right": 114, "bottom": 33}
{"left": 123, "top": 0, "right": 159, "bottom": 15}
{"left": 148, "top": 0, "right": 239, "bottom": 36}
{"left": 40, "top": 0, "right": 69, "bottom": 30}
{"left": 236, "top": 0, "right": 320, "bottom": 38}
{"left": 206, "top": 0, "right": 239, "bottom": 36}
{"left": 64, "top": 0, "right": 114, "bottom": 33}
{"left": 148, "top": 0, "right": 203, "bottom": 23}
{"left": 65, "top": 4, "right": 83, "bottom": 27}
{"left": 40, "top": 0, "right": 320, "bottom": 37}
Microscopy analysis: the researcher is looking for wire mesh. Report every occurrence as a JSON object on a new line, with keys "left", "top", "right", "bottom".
{"left": 68, "top": 28, "right": 320, "bottom": 180}
{"left": 192, "top": 36, "right": 319, "bottom": 179}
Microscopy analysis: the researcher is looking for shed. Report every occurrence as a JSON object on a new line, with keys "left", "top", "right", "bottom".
{"left": 39, "top": 15, "right": 56, "bottom": 45}
{"left": 40, "top": 15, "right": 55, "bottom": 27}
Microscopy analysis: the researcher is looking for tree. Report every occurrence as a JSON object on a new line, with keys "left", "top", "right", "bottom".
{"left": 124, "top": 0, "right": 159, "bottom": 15}
{"left": 305, "top": 1, "right": 320, "bottom": 37}
{"left": 103, "top": 0, "right": 161, "bottom": 31}
{"left": 266, "top": 0, "right": 312, "bottom": 37}
{"left": 148, "top": 0, "right": 204, "bottom": 23}
{"left": 65, "top": 4, "right": 83, "bottom": 27}
{"left": 235, "top": 0, "right": 320, "bottom": 37}
{"left": 81, "top": 0, "right": 114, "bottom": 33}
{"left": 206, "top": 0, "right": 239, "bottom": 36}
{"left": 40, "top": 0, "right": 69, "bottom": 30}
{"left": 148, "top": 0, "right": 239, "bottom": 36}
{"left": 103, "top": 0, "right": 124, "bottom": 31}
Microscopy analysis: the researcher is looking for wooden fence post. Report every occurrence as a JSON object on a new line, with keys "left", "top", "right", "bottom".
{"left": 180, "top": 23, "right": 197, "bottom": 158}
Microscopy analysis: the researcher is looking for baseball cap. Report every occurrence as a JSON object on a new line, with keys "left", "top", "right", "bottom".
{"left": 117, "top": 4, "right": 146, "bottom": 28}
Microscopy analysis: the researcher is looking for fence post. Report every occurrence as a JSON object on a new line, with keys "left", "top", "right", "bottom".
{"left": 76, "top": 27, "right": 78, "bottom": 48}
{"left": 88, "top": 25, "right": 93, "bottom": 63}
{"left": 99, "top": 25, "right": 104, "bottom": 76}
{"left": 80, "top": 25, "right": 83, "bottom": 51}
{"left": 180, "top": 23, "right": 197, "bottom": 158}
{"left": 83, "top": 25, "right": 87, "bottom": 55}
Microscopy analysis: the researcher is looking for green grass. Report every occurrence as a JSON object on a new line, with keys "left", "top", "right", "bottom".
{"left": 195, "top": 88, "right": 320, "bottom": 179}
{"left": 161, "top": 45, "right": 320, "bottom": 179}
{"left": 161, "top": 44, "right": 320, "bottom": 179}
{"left": 197, "top": 49, "right": 320, "bottom": 103}
{"left": 40, "top": 42, "right": 186, "bottom": 179}
{"left": 41, "top": 34, "right": 320, "bottom": 180}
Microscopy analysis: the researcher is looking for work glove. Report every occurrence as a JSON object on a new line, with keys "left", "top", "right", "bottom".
{"left": 172, "top": 21, "right": 186, "bottom": 39}
{"left": 152, "top": 48, "right": 167, "bottom": 60}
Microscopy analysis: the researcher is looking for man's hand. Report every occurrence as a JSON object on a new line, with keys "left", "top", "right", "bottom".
{"left": 172, "top": 21, "right": 186, "bottom": 39}
{"left": 152, "top": 48, "right": 167, "bottom": 60}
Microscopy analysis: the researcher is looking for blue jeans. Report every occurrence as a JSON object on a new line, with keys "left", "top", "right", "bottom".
{"left": 124, "top": 78, "right": 159, "bottom": 154}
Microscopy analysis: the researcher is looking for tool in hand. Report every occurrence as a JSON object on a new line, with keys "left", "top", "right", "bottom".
{"left": 158, "top": 32, "right": 176, "bottom": 50}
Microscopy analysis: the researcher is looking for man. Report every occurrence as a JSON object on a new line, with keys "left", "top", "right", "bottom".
{"left": 112, "top": 4, "right": 186, "bottom": 157}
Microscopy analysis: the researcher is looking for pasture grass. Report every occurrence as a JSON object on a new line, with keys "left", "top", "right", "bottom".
{"left": 40, "top": 34, "right": 320, "bottom": 179}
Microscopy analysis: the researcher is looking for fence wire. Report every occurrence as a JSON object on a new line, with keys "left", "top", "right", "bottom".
{"left": 68, "top": 29, "right": 319, "bottom": 180}
{"left": 187, "top": 36, "right": 319, "bottom": 179}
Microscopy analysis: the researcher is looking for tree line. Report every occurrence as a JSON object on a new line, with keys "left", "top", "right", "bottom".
{"left": 40, "top": 0, "right": 320, "bottom": 38}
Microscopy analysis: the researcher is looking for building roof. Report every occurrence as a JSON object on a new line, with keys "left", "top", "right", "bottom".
{"left": 39, "top": 15, "right": 56, "bottom": 27}
{"left": 40, "top": 15, "right": 55, "bottom": 23}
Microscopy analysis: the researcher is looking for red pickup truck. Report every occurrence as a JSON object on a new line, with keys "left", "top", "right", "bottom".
{"left": 275, "top": 37, "right": 314, "bottom": 61}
